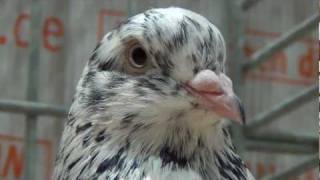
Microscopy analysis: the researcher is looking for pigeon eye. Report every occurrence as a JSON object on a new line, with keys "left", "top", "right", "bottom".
{"left": 129, "top": 46, "right": 148, "bottom": 68}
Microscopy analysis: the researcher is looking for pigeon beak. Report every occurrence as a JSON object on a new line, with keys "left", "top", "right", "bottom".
{"left": 185, "top": 70, "right": 245, "bottom": 125}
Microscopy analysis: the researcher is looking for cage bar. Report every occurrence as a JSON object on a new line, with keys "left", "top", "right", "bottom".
{"left": 245, "top": 131, "right": 317, "bottom": 146}
{"left": 242, "top": 13, "right": 319, "bottom": 71}
{"left": 264, "top": 156, "right": 317, "bottom": 180}
{"left": 245, "top": 85, "right": 317, "bottom": 132}
{"left": 241, "top": 0, "right": 263, "bottom": 11}
{"left": 0, "top": 99, "right": 68, "bottom": 117}
{"left": 245, "top": 140, "right": 317, "bottom": 154}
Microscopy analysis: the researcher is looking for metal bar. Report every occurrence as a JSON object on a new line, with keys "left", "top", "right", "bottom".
{"left": 126, "top": 0, "right": 133, "bottom": 17}
{"left": 24, "top": 0, "right": 41, "bottom": 179}
{"left": 264, "top": 156, "right": 317, "bottom": 180}
{"left": 245, "top": 85, "right": 317, "bottom": 132}
{"left": 242, "top": 13, "right": 320, "bottom": 71}
{"left": 245, "top": 140, "right": 317, "bottom": 154}
{"left": 245, "top": 131, "right": 318, "bottom": 146}
{"left": 0, "top": 99, "right": 67, "bottom": 117}
{"left": 225, "top": 0, "right": 247, "bottom": 156}
{"left": 241, "top": 0, "right": 263, "bottom": 11}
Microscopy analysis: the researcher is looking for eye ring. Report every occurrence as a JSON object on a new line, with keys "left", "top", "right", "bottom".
{"left": 128, "top": 45, "right": 148, "bottom": 69}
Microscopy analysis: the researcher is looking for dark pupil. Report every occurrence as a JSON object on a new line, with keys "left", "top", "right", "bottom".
{"left": 131, "top": 47, "right": 147, "bottom": 66}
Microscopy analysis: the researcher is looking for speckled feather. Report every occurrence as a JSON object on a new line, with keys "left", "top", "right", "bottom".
{"left": 53, "top": 7, "right": 254, "bottom": 180}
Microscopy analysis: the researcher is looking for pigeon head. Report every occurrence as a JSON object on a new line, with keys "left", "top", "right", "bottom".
{"left": 72, "top": 7, "right": 244, "bottom": 156}
{"left": 54, "top": 7, "right": 253, "bottom": 180}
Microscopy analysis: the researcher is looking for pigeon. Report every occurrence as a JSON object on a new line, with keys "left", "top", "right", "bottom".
{"left": 53, "top": 7, "right": 254, "bottom": 180}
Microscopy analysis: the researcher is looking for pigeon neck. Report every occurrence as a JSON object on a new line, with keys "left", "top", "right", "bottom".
{"left": 107, "top": 118, "right": 229, "bottom": 162}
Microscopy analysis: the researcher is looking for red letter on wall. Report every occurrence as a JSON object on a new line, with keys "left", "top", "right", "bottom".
{"left": 0, "top": 36, "right": 7, "bottom": 45}
{"left": 1, "top": 145, "right": 24, "bottom": 178}
{"left": 43, "top": 17, "right": 64, "bottom": 53}
{"left": 299, "top": 47, "right": 316, "bottom": 78}
{"left": 14, "top": 13, "right": 30, "bottom": 48}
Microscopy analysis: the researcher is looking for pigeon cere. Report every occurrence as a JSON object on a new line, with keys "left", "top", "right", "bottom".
{"left": 53, "top": 7, "right": 255, "bottom": 180}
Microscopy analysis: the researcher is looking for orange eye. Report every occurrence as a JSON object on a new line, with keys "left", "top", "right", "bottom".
{"left": 129, "top": 46, "right": 148, "bottom": 68}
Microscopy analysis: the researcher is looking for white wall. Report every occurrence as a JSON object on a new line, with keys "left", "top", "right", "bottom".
{"left": 0, "top": 0, "right": 317, "bottom": 179}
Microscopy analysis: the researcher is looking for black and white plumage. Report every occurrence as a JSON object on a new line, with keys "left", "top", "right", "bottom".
{"left": 53, "top": 7, "right": 254, "bottom": 180}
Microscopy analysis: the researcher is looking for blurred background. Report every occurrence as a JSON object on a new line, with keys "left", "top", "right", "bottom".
{"left": 0, "top": 0, "right": 318, "bottom": 179}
